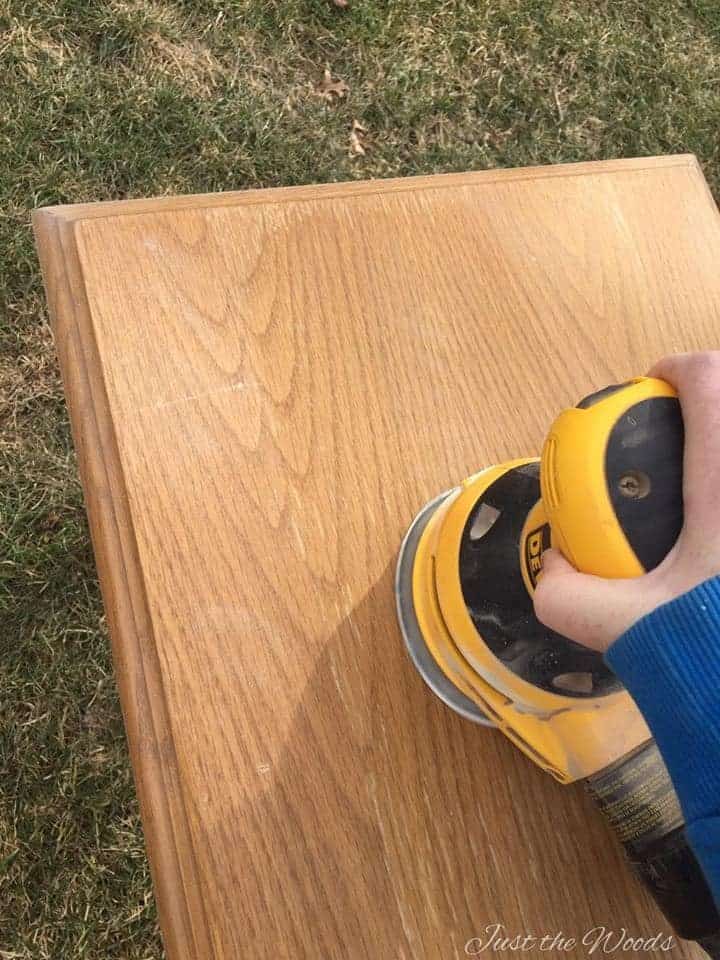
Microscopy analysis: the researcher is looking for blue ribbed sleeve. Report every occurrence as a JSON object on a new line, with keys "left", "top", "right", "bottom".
{"left": 606, "top": 576, "right": 720, "bottom": 899}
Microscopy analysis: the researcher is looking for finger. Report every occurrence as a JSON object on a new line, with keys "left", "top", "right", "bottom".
{"left": 647, "top": 353, "right": 691, "bottom": 382}
{"left": 650, "top": 351, "right": 720, "bottom": 406}
{"left": 534, "top": 549, "right": 641, "bottom": 652}
{"left": 648, "top": 352, "right": 720, "bottom": 526}
{"left": 537, "top": 546, "right": 573, "bottom": 576}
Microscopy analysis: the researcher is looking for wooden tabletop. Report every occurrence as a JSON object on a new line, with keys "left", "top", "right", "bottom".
{"left": 34, "top": 156, "right": 720, "bottom": 960}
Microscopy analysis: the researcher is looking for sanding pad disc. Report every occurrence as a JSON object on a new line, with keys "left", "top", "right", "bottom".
{"left": 395, "top": 491, "right": 493, "bottom": 727}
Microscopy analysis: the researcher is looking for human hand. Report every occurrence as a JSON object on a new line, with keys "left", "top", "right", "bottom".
{"left": 534, "top": 352, "right": 720, "bottom": 652}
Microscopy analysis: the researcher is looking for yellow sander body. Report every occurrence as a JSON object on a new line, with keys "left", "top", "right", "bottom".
{"left": 396, "top": 376, "right": 720, "bottom": 951}
{"left": 409, "top": 462, "right": 650, "bottom": 783}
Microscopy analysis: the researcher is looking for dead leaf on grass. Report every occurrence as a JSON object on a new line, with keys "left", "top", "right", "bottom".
{"left": 317, "top": 68, "right": 349, "bottom": 102}
{"left": 349, "top": 119, "right": 368, "bottom": 156}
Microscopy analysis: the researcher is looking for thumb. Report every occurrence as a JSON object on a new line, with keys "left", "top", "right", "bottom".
{"left": 533, "top": 549, "right": 636, "bottom": 652}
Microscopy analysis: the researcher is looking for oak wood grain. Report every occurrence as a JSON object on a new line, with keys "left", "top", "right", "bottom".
{"left": 34, "top": 156, "right": 720, "bottom": 959}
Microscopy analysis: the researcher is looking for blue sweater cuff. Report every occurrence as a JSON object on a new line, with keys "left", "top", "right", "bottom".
{"left": 606, "top": 576, "right": 720, "bottom": 826}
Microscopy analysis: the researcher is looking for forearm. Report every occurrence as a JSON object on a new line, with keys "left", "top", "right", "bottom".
{"left": 606, "top": 576, "right": 720, "bottom": 899}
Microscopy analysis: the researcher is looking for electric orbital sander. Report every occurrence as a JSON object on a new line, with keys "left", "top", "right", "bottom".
{"left": 395, "top": 377, "right": 720, "bottom": 955}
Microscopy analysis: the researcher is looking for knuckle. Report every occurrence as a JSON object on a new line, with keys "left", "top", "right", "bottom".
{"left": 655, "top": 351, "right": 720, "bottom": 383}
{"left": 660, "top": 351, "right": 720, "bottom": 405}
{"left": 689, "top": 350, "right": 720, "bottom": 381}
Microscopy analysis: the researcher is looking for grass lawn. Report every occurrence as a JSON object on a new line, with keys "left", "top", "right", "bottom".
{"left": 1, "top": 1, "right": 719, "bottom": 957}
